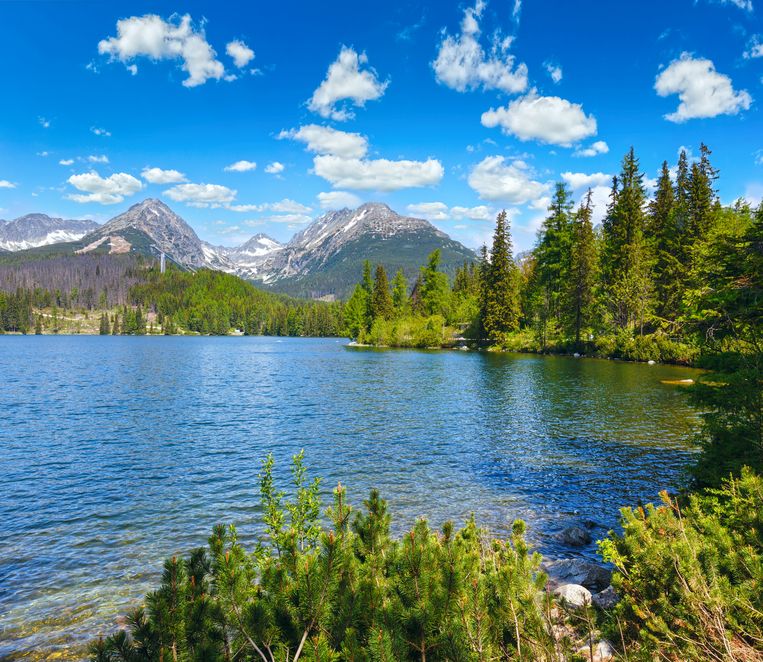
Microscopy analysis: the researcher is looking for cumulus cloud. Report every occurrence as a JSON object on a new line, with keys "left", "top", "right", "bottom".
{"left": 67, "top": 171, "right": 143, "bottom": 204}
{"left": 278, "top": 124, "right": 369, "bottom": 159}
{"left": 407, "top": 202, "right": 449, "bottom": 221}
{"left": 573, "top": 140, "right": 609, "bottom": 158}
{"left": 467, "top": 156, "right": 548, "bottom": 204}
{"left": 433, "top": 0, "right": 527, "bottom": 94}
{"left": 655, "top": 52, "right": 752, "bottom": 122}
{"left": 226, "top": 39, "right": 254, "bottom": 68}
{"left": 163, "top": 182, "right": 236, "bottom": 207}
{"left": 224, "top": 160, "right": 257, "bottom": 172}
{"left": 227, "top": 199, "right": 311, "bottom": 214}
{"left": 141, "top": 167, "right": 187, "bottom": 184}
{"left": 91, "top": 126, "right": 111, "bottom": 137}
{"left": 59, "top": 159, "right": 75, "bottom": 166}
{"left": 317, "top": 190, "right": 362, "bottom": 209}
{"left": 481, "top": 90, "right": 597, "bottom": 146}
{"left": 265, "top": 161, "right": 285, "bottom": 175}
{"left": 451, "top": 205, "right": 494, "bottom": 221}
{"left": 308, "top": 46, "right": 388, "bottom": 121}
{"left": 745, "top": 41, "right": 763, "bottom": 59}
{"left": 406, "top": 202, "right": 495, "bottom": 222}
{"left": 561, "top": 171, "right": 611, "bottom": 190}
{"left": 0, "top": 180, "right": 17, "bottom": 189}
{"left": 98, "top": 14, "right": 226, "bottom": 87}
{"left": 711, "top": 0, "right": 753, "bottom": 10}
{"left": 313, "top": 155, "right": 443, "bottom": 191}
{"left": 545, "top": 61, "right": 563, "bottom": 84}
{"left": 88, "top": 154, "right": 109, "bottom": 163}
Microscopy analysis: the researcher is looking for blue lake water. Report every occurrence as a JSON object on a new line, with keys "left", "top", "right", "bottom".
{"left": 0, "top": 336, "right": 700, "bottom": 658}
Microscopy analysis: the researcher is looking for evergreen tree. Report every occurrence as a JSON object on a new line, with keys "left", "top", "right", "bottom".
{"left": 481, "top": 211, "right": 521, "bottom": 342}
{"left": 601, "top": 147, "right": 653, "bottom": 331}
{"left": 418, "top": 249, "right": 450, "bottom": 316}
{"left": 648, "top": 160, "right": 682, "bottom": 326}
{"left": 533, "top": 182, "right": 574, "bottom": 346}
{"left": 35, "top": 315, "right": 43, "bottom": 335}
{"left": 567, "top": 190, "right": 598, "bottom": 346}
{"left": 370, "top": 265, "right": 393, "bottom": 321}
{"left": 391, "top": 269, "right": 410, "bottom": 317}
{"left": 99, "top": 312, "right": 110, "bottom": 335}
{"left": 344, "top": 284, "right": 370, "bottom": 339}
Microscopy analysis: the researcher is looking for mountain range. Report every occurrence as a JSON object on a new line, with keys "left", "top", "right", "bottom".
{"left": 1, "top": 199, "right": 476, "bottom": 299}
{"left": 0, "top": 214, "right": 99, "bottom": 251}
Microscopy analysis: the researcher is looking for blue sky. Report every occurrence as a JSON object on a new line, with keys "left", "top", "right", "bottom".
{"left": 0, "top": 0, "right": 761, "bottom": 252}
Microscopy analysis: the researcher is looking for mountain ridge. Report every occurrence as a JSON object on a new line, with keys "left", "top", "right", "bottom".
{"left": 3, "top": 199, "right": 477, "bottom": 299}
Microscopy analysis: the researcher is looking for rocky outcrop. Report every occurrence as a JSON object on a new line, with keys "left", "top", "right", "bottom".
{"left": 543, "top": 558, "right": 612, "bottom": 592}
{"left": 554, "top": 583, "right": 592, "bottom": 608}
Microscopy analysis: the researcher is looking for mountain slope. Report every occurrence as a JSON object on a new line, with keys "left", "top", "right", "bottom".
{"left": 245, "top": 203, "right": 476, "bottom": 299}
{"left": 77, "top": 198, "right": 218, "bottom": 269}
{"left": 0, "top": 214, "right": 99, "bottom": 251}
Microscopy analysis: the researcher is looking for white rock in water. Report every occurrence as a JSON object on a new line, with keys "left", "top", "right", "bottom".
{"left": 647, "top": 360, "right": 656, "bottom": 364}
{"left": 573, "top": 352, "right": 581, "bottom": 358}
{"left": 554, "top": 583, "right": 592, "bottom": 608}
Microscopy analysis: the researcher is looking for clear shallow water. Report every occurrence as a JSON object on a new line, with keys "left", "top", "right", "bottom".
{"left": 0, "top": 336, "right": 700, "bottom": 658}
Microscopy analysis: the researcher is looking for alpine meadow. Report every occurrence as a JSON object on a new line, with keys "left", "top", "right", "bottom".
{"left": 1, "top": 1, "right": 762, "bottom": 661}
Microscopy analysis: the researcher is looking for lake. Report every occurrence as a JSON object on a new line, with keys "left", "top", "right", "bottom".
{"left": 0, "top": 336, "right": 700, "bottom": 659}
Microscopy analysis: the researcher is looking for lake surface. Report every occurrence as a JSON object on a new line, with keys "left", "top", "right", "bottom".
{"left": 0, "top": 336, "right": 700, "bottom": 659}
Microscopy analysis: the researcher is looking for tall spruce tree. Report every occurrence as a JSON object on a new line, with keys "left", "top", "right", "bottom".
{"left": 567, "top": 190, "right": 598, "bottom": 346}
{"left": 533, "top": 182, "right": 574, "bottom": 346}
{"left": 648, "top": 160, "right": 682, "bottom": 326}
{"left": 481, "top": 211, "right": 520, "bottom": 342}
{"left": 391, "top": 269, "right": 410, "bottom": 317}
{"left": 419, "top": 250, "right": 450, "bottom": 316}
{"left": 370, "top": 265, "right": 393, "bottom": 321}
{"left": 601, "top": 147, "right": 653, "bottom": 331}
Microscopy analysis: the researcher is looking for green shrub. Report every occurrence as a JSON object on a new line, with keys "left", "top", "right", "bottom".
{"left": 599, "top": 468, "right": 763, "bottom": 661}
{"left": 91, "top": 453, "right": 572, "bottom": 662}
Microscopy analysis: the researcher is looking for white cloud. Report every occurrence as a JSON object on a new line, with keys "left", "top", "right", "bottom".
{"left": 406, "top": 202, "right": 494, "bottom": 222}
{"left": 451, "top": 205, "right": 494, "bottom": 221}
{"left": 573, "top": 140, "right": 609, "bottom": 157}
{"left": 313, "top": 155, "right": 444, "bottom": 191}
{"left": 278, "top": 124, "right": 368, "bottom": 158}
{"left": 263, "top": 213, "right": 312, "bottom": 224}
{"left": 481, "top": 90, "right": 597, "bottom": 146}
{"left": 407, "top": 202, "right": 449, "bottom": 221}
{"left": 433, "top": 0, "right": 527, "bottom": 94}
{"left": 545, "top": 61, "right": 563, "bottom": 84}
{"left": 141, "top": 166, "right": 187, "bottom": 184}
{"left": 745, "top": 42, "right": 763, "bottom": 59}
{"left": 98, "top": 14, "right": 226, "bottom": 87}
{"left": 561, "top": 171, "right": 611, "bottom": 190}
{"left": 91, "top": 126, "right": 111, "bottom": 137}
{"left": 0, "top": 180, "right": 17, "bottom": 189}
{"left": 59, "top": 159, "right": 75, "bottom": 166}
{"left": 163, "top": 182, "right": 236, "bottom": 207}
{"left": 227, "top": 199, "right": 311, "bottom": 213}
{"left": 317, "top": 190, "right": 362, "bottom": 209}
{"left": 265, "top": 161, "right": 285, "bottom": 174}
{"left": 87, "top": 154, "right": 109, "bottom": 164}
{"left": 655, "top": 52, "right": 752, "bottom": 122}
{"left": 467, "top": 156, "right": 548, "bottom": 204}
{"left": 713, "top": 0, "right": 753, "bottom": 10}
{"left": 754, "top": 149, "right": 763, "bottom": 166}
{"left": 224, "top": 160, "right": 257, "bottom": 172}
{"left": 37, "top": 151, "right": 49, "bottom": 157}
{"left": 38, "top": 117, "right": 50, "bottom": 128}
{"left": 67, "top": 171, "right": 143, "bottom": 204}
{"left": 308, "top": 46, "right": 388, "bottom": 121}
{"left": 226, "top": 39, "right": 254, "bottom": 68}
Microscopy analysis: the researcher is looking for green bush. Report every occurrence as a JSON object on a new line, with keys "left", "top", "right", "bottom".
{"left": 599, "top": 468, "right": 763, "bottom": 661}
{"left": 91, "top": 453, "right": 576, "bottom": 662}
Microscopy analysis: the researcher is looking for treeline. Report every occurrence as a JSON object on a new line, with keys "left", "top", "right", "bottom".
{"left": 129, "top": 268, "right": 343, "bottom": 337}
{"left": 0, "top": 253, "right": 148, "bottom": 309}
{"left": 349, "top": 144, "right": 758, "bottom": 364}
